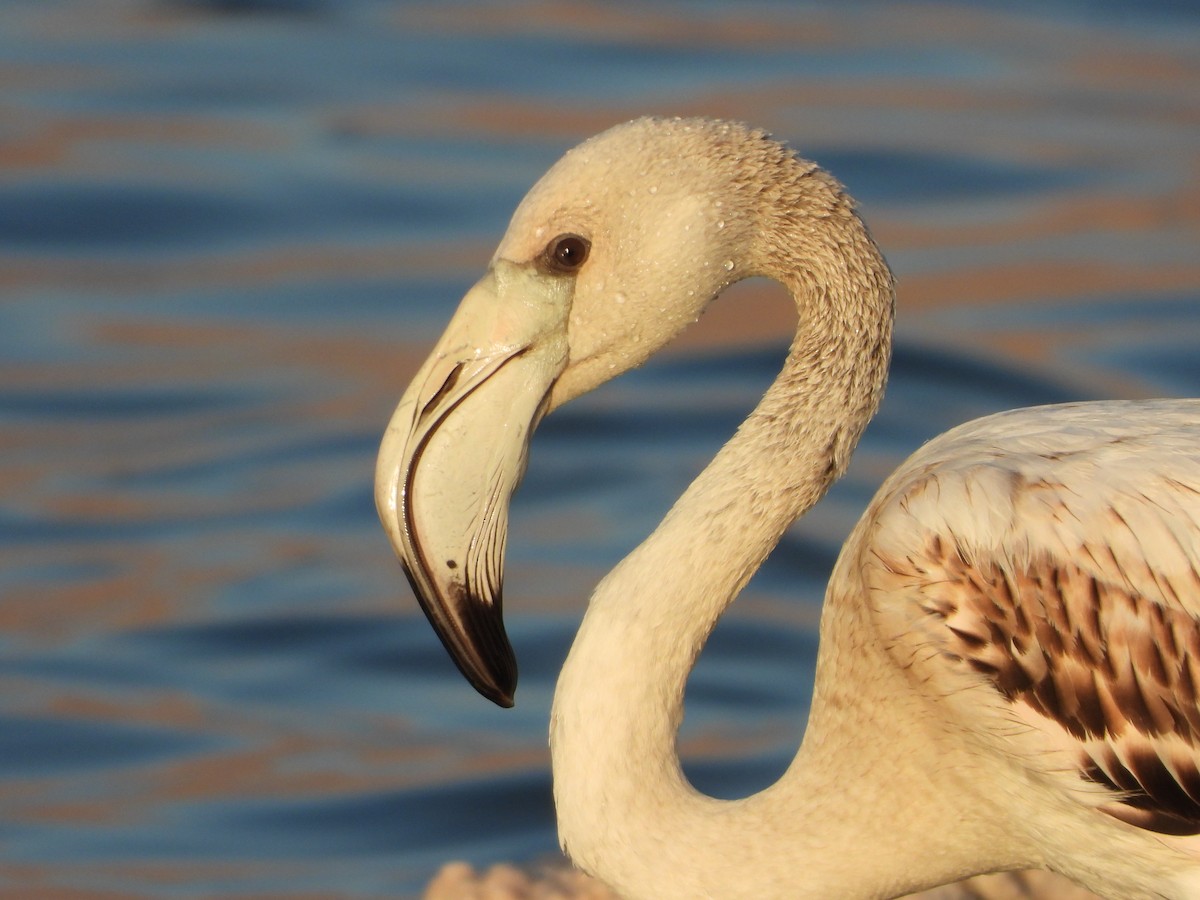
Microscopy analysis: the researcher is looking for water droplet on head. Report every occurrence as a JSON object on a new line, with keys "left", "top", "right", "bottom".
{"left": 648, "top": 185, "right": 658, "bottom": 195}
{"left": 716, "top": 220, "right": 725, "bottom": 230}
{"left": 614, "top": 292, "right": 627, "bottom": 305}
{"left": 723, "top": 260, "right": 735, "bottom": 271}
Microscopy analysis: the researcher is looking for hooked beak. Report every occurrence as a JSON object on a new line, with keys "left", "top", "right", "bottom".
{"left": 375, "top": 260, "right": 571, "bottom": 706}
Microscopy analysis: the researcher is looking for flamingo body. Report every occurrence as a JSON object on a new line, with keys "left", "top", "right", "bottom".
{"left": 375, "top": 117, "right": 1200, "bottom": 899}
{"left": 862, "top": 400, "right": 1200, "bottom": 890}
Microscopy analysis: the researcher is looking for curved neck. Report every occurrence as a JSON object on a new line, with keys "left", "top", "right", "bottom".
{"left": 549, "top": 194, "right": 952, "bottom": 896}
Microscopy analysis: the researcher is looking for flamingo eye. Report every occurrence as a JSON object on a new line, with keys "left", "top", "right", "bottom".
{"left": 542, "top": 234, "right": 590, "bottom": 274}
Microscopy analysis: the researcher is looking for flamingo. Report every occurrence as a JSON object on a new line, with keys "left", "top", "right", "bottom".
{"left": 375, "top": 117, "right": 1200, "bottom": 899}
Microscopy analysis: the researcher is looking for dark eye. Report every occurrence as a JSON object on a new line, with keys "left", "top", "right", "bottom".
{"left": 543, "top": 233, "right": 590, "bottom": 274}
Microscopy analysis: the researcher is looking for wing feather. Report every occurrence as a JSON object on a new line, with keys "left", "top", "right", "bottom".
{"left": 863, "top": 400, "right": 1200, "bottom": 836}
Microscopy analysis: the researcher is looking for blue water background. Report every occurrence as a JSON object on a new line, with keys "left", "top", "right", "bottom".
{"left": 1, "top": 0, "right": 1198, "bottom": 896}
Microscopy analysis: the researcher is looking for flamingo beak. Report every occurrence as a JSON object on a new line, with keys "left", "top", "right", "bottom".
{"left": 375, "top": 260, "right": 571, "bottom": 707}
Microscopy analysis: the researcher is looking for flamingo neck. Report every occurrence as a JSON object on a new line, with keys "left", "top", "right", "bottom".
{"left": 547, "top": 195, "right": 980, "bottom": 896}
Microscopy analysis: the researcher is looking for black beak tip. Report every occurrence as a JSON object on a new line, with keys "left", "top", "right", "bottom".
{"left": 453, "top": 641, "right": 516, "bottom": 707}
{"left": 476, "top": 671, "right": 516, "bottom": 708}
{"left": 454, "top": 627, "right": 517, "bottom": 708}
{"left": 403, "top": 562, "right": 519, "bottom": 709}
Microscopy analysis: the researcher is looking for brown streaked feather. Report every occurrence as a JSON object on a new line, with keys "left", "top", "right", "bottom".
{"left": 864, "top": 408, "right": 1200, "bottom": 838}
{"left": 931, "top": 550, "right": 1200, "bottom": 833}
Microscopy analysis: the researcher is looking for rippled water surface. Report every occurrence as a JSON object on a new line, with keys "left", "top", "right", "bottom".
{"left": 2, "top": 1, "right": 1198, "bottom": 896}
